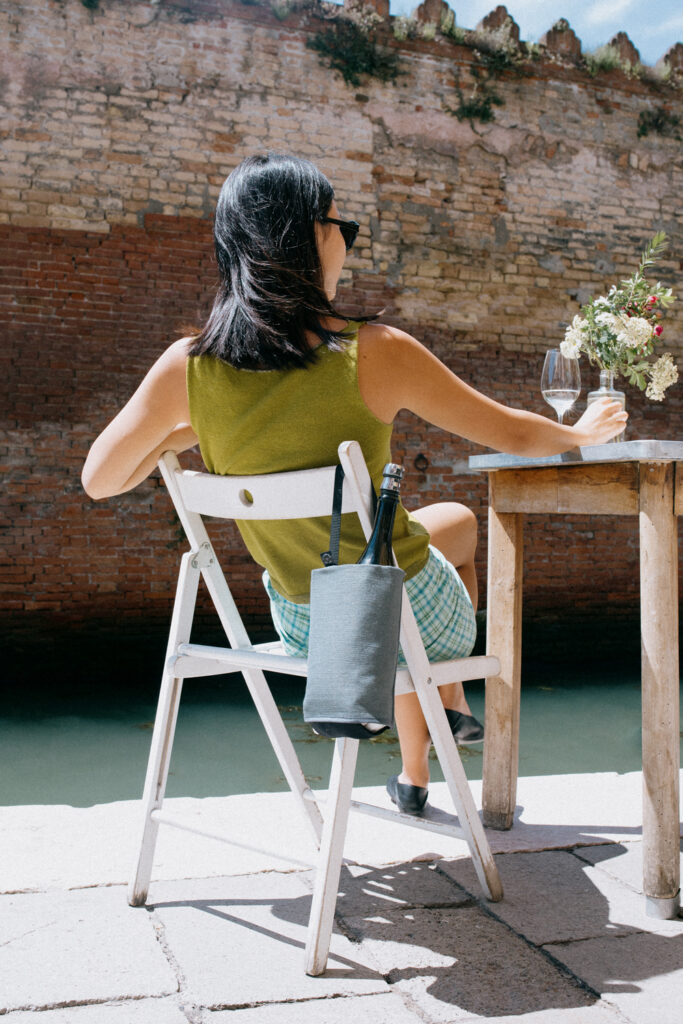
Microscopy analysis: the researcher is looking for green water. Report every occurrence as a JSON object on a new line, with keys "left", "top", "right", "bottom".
{"left": 1, "top": 664, "right": 680, "bottom": 807}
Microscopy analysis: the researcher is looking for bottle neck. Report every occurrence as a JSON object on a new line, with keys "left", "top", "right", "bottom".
{"left": 357, "top": 490, "right": 399, "bottom": 566}
{"left": 599, "top": 369, "right": 616, "bottom": 390}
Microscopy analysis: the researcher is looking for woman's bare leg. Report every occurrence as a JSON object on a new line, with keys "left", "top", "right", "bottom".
{"left": 394, "top": 503, "right": 478, "bottom": 788}
{"left": 412, "top": 503, "right": 478, "bottom": 717}
{"left": 395, "top": 692, "right": 431, "bottom": 789}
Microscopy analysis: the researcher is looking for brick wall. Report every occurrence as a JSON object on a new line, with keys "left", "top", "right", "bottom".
{"left": 2, "top": 0, "right": 683, "bottom": 639}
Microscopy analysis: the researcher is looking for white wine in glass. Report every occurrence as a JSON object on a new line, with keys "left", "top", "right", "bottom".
{"left": 541, "top": 349, "right": 581, "bottom": 424}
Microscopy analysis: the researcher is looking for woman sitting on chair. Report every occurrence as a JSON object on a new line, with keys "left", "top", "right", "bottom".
{"left": 82, "top": 153, "right": 626, "bottom": 815}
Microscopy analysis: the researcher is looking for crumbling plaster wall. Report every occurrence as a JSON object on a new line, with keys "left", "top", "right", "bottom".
{"left": 2, "top": 0, "right": 682, "bottom": 633}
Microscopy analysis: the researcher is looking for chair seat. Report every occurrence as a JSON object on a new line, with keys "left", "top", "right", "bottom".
{"left": 395, "top": 655, "right": 500, "bottom": 695}
{"left": 173, "top": 641, "right": 308, "bottom": 678}
{"left": 172, "top": 640, "right": 499, "bottom": 695}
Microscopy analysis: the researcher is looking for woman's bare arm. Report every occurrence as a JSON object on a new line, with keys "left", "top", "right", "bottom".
{"left": 82, "top": 338, "right": 197, "bottom": 499}
{"left": 357, "top": 324, "right": 627, "bottom": 453}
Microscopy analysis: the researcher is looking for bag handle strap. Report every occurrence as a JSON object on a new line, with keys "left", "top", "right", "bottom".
{"left": 320, "top": 464, "right": 345, "bottom": 567}
{"left": 320, "top": 463, "right": 377, "bottom": 567}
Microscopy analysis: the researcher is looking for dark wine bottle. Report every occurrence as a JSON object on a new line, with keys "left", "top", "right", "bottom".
{"left": 357, "top": 463, "right": 404, "bottom": 566}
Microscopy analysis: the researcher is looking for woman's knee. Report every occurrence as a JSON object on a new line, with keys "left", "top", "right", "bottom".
{"left": 456, "top": 504, "right": 478, "bottom": 544}
{"left": 413, "top": 502, "right": 477, "bottom": 566}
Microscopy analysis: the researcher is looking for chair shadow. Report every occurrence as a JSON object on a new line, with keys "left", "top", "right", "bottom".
{"left": 149, "top": 806, "right": 682, "bottom": 1017}
{"left": 148, "top": 827, "right": 679, "bottom": 1019}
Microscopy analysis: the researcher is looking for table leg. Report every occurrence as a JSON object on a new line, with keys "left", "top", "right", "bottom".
{"left": 483, "top": 490, "right": 523, "bottom": 830}
{"left": 639, "top": 462, "right": 681, "bottom": 919}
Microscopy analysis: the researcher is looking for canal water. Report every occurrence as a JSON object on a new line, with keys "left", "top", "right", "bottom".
{"left": 3, "top": 639, "right": 680, "bottom": 807}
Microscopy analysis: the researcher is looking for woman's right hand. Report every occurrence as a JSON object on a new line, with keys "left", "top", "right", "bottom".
{"left": 572, "top": 398, "right": 629, "bottom": 447}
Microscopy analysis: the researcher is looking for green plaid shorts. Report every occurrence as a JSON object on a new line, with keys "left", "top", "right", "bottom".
{"left": 263, "top": 545, "right": 476, "bottom": 668}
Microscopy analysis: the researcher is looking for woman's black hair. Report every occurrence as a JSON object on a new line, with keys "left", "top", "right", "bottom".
{"left": 189, "top": 153, "right": 369, "bottom": 370}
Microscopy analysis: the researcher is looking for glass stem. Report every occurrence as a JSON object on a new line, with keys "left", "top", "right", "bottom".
{"left": 558, "top": 410, "right": 565, "bottom": 425}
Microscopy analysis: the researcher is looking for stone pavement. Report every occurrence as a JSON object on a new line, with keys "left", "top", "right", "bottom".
{"left": 1, "top": 771, "right": 682, "bottom": 1023}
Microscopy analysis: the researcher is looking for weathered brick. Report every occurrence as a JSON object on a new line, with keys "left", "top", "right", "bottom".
{"left": 1, "top": 0, "right": 682, "bottom": 636}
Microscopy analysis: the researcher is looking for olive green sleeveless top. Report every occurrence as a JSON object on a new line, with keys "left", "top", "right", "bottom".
{"left": 186, "top": 326, "right": 430, "bottom": 602}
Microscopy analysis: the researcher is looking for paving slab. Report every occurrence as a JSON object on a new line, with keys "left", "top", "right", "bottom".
{"left": 344, "top": 904, "right": 597, "bottom": 1022}
{"left": 149, "top": 872, "right": 387, "bottom": 1008}
{"left": 574, "top": 837, "right": 683, "bottom": 894}
{"left": 209, "top": 991, "right": 424, "bottom": 1023}
{"left": 479, "top": 770, "right": 682, "bottom": 854}
{"left": 0, "top": 886, "right": 177, "bottom": 1013}
{"left": 544, "top": 931, "right": 683, "bottom": 1024}
{"left": 5, "top": 771, "right": 679, "bottom": 893}
{"left": 325, "top": 860, "right": 472, "bottom": 920}
{"left": 1, "top": 1000, "right": 189, "bottom": 1024}
{"left": 439, "top": 849, "right": 683, "bottom": 945}
{"left": 0, "top": 796, "right": 319, "bottom": 893}
{"left": 578, "top": 860, "right": 683, "bottom": 938}
{"left": 456, "top": 1005, "right": 628, "bottom": 1024}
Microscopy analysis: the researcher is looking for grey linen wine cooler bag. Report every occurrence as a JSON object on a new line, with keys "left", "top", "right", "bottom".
{"left": 303, "top": 465, "right": 405, "bottom": 739}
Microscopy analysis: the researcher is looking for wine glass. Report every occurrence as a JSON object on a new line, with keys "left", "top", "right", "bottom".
{"left": 541, "top": 349, "right": 581, "bottom": 424}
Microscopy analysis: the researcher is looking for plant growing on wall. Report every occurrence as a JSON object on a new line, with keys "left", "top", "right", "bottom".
{"left": 439, "top": 9, "right": 467, "bottom": 45}
{"left": 307, "top": 1, "right": 399, "bottom": 87}
{"left": 443, "top": 12, "right": 537, "bottom": 126}
{"left": 637, "top": 106, "right": 681, "bottom": 139}
{"left": 585, "top": 44, "right": 642, "bottom": 78}
{"left": 393, "top": 15, "right": 437, "bottom": 43}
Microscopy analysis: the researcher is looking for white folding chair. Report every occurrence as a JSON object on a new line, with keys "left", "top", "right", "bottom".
{"left": 128, "top": 440, "right": 503, "bottom": 975}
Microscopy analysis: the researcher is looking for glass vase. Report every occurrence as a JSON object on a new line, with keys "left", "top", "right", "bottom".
{"left": 586, "top": 369, "right": 626, "bottom": 443}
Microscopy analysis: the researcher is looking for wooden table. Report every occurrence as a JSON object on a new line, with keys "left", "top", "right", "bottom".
{"left": 470, "top": 441, "right": 682, "bottom": 919}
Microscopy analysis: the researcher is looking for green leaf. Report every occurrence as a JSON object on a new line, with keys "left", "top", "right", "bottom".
{"left": 638, "top": 231, "right": 668, "bottom": 275}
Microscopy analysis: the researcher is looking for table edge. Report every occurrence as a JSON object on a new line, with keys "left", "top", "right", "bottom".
{"left": 469, "top": 440, "right": 683, "bottom": 471}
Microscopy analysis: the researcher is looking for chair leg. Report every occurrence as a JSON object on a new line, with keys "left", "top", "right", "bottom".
{"left": 201, "top": 560, "right": 324, "bottom": 845}
{"left": 420, "top": 686, "right": 503, "bottom": 902}
{"left": 128, "top": 553, "right": 199, "bottom": 907}
{"left": 305, "top": 737, "right": 359, "bottom": 976}
{"left": 241, "top": 668, "right": 324, "bottom": 845}
{"left": 128, "top": 670, "right": 184, "bottom": 906}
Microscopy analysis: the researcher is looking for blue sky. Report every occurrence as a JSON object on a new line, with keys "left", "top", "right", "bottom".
{"left": 388, "top": 1, "right": 683, "bottom": 66}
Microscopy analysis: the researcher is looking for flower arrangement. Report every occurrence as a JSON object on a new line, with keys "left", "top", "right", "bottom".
{"left": 561, "top": 233, "right": 677, "bottom": 401}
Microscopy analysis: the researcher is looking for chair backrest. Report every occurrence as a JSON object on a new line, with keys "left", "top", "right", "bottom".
{"left": 159, "top": 439, "right": 439, "bottom": 690}
{"left": 159, "top": 439, "right": 377, "bottom": 556}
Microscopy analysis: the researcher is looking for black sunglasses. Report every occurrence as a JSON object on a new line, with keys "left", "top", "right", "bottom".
{"left": 321, "top": 216, "right": 360, "bottom": 251}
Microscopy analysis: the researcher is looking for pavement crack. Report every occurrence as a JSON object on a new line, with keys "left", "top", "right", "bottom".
{"left": 206, "top": 992, "right": 390, "bottom": 1011}
{"left": 0, "top": 922, "right": 59, "bottom": 948}
{"left": 146, "top": 906, "right": 184, "bottom": 996}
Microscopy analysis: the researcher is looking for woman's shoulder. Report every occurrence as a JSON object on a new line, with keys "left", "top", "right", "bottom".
{"left": 356, "top": 322, "right": 423, "bottom": 423}
{"left": 150, "top": 336, "right": 195, "bottom": 373}
{"left": 357, "top": 321, "right": 426, "bottom": 372}
{"left": 164, "top": 336, "right": 205, "bottom": 379}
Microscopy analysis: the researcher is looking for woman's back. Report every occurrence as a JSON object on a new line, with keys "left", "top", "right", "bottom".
{"left": 187, "top": 323, "right": 430, "bottom": 601}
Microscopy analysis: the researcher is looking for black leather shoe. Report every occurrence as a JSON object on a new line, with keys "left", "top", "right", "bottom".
{"left": 387, "top": 774, "right": 428, "bottom": 815}
{"left": 445, "top": 710, "right": 485, "bottom": 744}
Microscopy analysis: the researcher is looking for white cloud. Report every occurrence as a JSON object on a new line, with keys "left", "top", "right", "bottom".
{"left": 584, "top": 0, "right": 637, "bottom": 28}
{"left": 639, "top": 12, "right": 683, "bottom": 37}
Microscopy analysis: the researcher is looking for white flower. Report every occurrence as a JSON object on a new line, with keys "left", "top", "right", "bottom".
{"left": 615, "top": 315, "right": 652, "bottom": 350}
{"left": 646, "top": 353, "right": 678, "bottom": 401}
{"left": 560, "top": 339, "right": 580, "bottom": 358}
{"left": 595, "top": 311, "right": 619, "bottom": 331}
{"left": 562, "top": 315, "right": 586, "bottom": 358}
